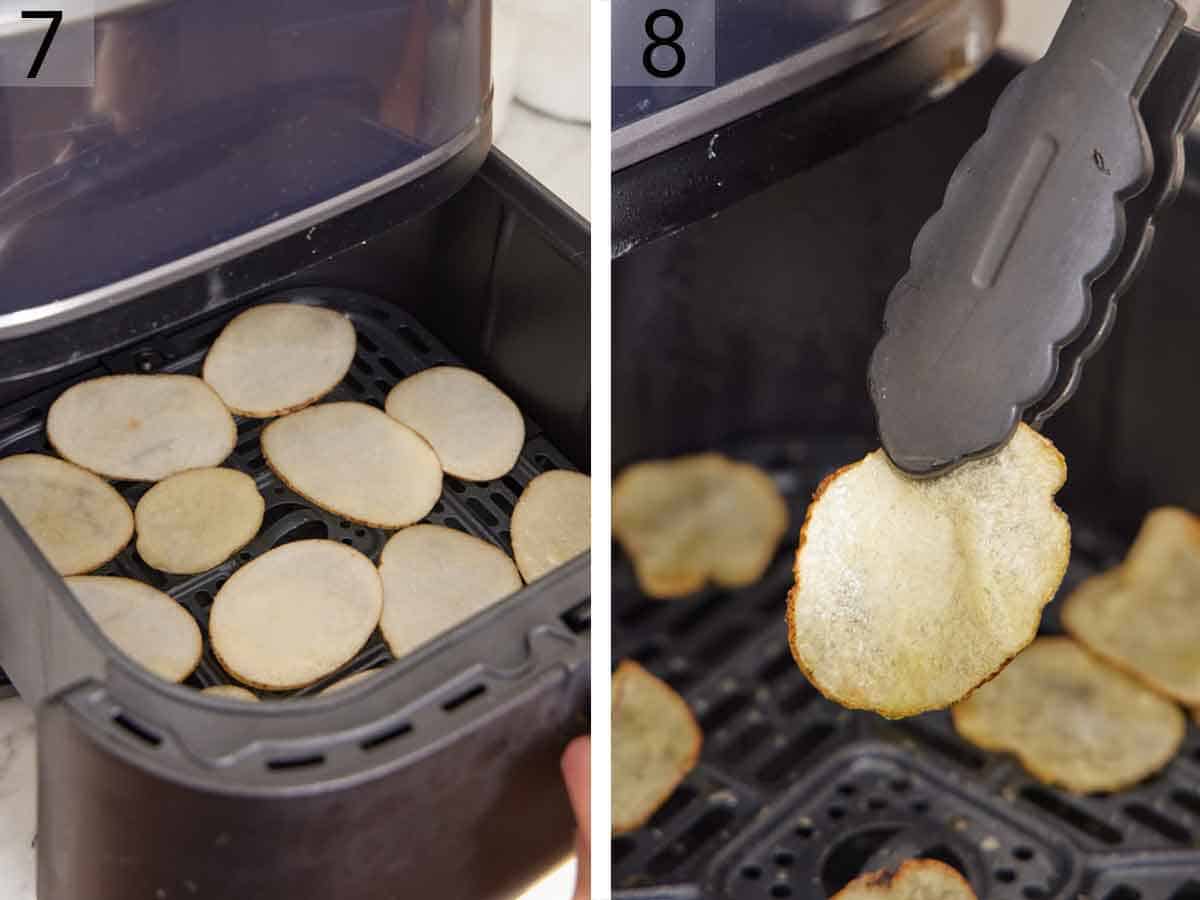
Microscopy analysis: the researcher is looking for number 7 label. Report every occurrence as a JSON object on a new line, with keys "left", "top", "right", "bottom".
{"left": 613, "top": 0, "right": 716, "bottom": 88}
{"left": 0, "top": 1, "right": 93, "bottom": 86}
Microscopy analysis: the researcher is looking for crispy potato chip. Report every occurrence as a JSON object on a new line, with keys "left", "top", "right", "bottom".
{"left": 201, "top": 685, "right": 259, "bottom": 702}
{"left": 319, "top": 668, "right": 380, "bottom": 695}
{"left": 788, "top": 424, "right": 1069, "bottom": 719}
{"left": 67, "top": 576, "right": 202, "bottom": 683}
{"left": 378, "top": 524, "right": 521, "bottom": 660}
{"left": 261, "top": 401, "right": 442, "bottom": 528}
{"left": 209, "top": 540, "right": 382, "bottom": 691}
{"left": 831, "top": 860, "right": 977, "bottom": 900}
{"left": 47, "top": 374, "right": 236, "bottom": 481}
{"left": 135, "top": 467, "right": 265, "bottom": 575}
{"left": 511, "top": 470, "right": 591, "bottom": 582}
{"left": 952, "top": 637, "right": 1185, "bottom": 793}
{"left": 612, "top": 660, "right": 702, "bottom": 834}
{"left": 202, "top": 303, "right": 356, "bottom": 418}
{"left": 612, "top": 453, "right": 788, "bottom": 598}
{"left": 1063, "top": 507, "right": 1200, "bottom": 705}
{"left": 0, "top": 454, "right": 133, "bottom": 575}
{"left": 385, "top": 366, "right": 525, "bottom": 481}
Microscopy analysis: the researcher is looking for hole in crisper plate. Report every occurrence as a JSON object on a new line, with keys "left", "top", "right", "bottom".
{"left": 1167, "top": 881, "right": 1200, "bottom": 900}
{"left": 821, "top": 827, "right": 903, "bottom": 896}
{"left": 273, "top": 520, "right": 329, "bottom": 547}
{"left": 645, "top": 805, "right": 734, "bottom": 876}
{"left": 756, "top": 723, "right": 835, "bottom": 784}
{"left": 1123, "top": 803, "right": 1191, "bottom": 845}
{"left": 560, "top": 599, "right": 590, "bottom": 635}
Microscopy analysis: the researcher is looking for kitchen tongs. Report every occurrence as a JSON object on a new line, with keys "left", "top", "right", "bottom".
{"left": 868, "top": 0, "right": 1200, "bottom": 477}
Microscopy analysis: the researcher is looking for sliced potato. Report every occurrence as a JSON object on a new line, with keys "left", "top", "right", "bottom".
{"left": 512, "top": 470, "right": 591, "bottom": 583}
{"left": 261, "top": 401, "right": 442, "bottom": 528}
{"left": 202, "top": 303, "right": 356, "bottom": 418}
{"left": 1063, "top": 507, "right": 1200, "bottom": 704}
{"left": 831, "top": 860, "right": 977, "bottom": 900}
{"left": 788, "top": 424, "right": 1069, "bottom": 719}
{"left": 385, "top": 366, "right": 525, "bottom": 481}
{"left": 209, "top": 540, "right": 382, "bottom": 691}
{"left": 47, "top": 374, "right": 235, "bottom": 481}
{"left": 378, "top": 524, "right": 521, "bottom": 660}
{"left": 953, "top": 637, "right": 1185, "bottom": 792}
{"left": 319, "top": 668, "right": 380, "bottom": 695}
{"left": 0, "top": 454, "right": 132, "bottom": 575}
{"left": 612, "top": 453, "right": 788, "bottom": 598}
{"left": 612, "top": 660, "right": 702, "bottom": 834}
{"left": 201, "top": 685, "right": 259, "bottom": 702}
{"left": 135, "top": 467, "right": 264, "bottom": 574}
{"left": 67, "top": 576, "right": 201, "bottom": 683}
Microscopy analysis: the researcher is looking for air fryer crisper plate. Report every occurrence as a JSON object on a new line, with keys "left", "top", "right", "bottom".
{"left": 612, "top": 437, "right": 1200, "bottom": 899}
{"left": 0, "top": 287, "right": 589, "bottom": 783}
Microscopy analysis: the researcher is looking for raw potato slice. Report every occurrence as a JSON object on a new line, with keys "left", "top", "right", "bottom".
{"left": 47, "top": 374, "right": 236, "bottom": 481}
{"left": 1063, "top": 507, "right": 1200, "bottom": 704}
{"left": 208, "top": 540, "right": 382, "bottom": 690}
{"left": 511, "top": 470, "right": 591, "bottom": 582}
{"left": 135, "top": 468, "right": 265, "bottom": 574}
{"left": 261, "top": 402, "right": 442, "bottom": 528}
{"left": 202, "top": 303, "right": 357, "bottom": 418}
{"left": 831, "top": 860, "right": 978, "bottom": 900}
{"left": 385, "top": 366, "right": 524, "bottom": 481}
{"left": 612, "top": 453, "right": 788, "bottom": 598}
{"left": 319, "top": 668, "right": 380, "bottom": 695}
{"left": 379, "top": 524, "right": 522, "bottom": 659}
{"left": 952, "top": 637, "right": 1185, "bottom": 793}
{"left": 0, "top": 454, "right": 132, "bottom": 575}
{"left": 612, "top": 660, "right": 702, "bottom": 834}
{"left": 201, "top": 685, "right": 259, "bottom": 702}
{"left": 788, "top": 424, "right": 1070, "bottom": 719}
{"left": 67, "top": 576, "right": 201, "bottom": 683}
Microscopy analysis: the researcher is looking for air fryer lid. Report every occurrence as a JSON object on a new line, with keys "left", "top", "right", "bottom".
{"left": 0, "top": 0, "right": 490, "bottom": 339}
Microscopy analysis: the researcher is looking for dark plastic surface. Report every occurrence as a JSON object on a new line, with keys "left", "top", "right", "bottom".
{"left": 612, "top": 52, "right": 1200, "bottom": 898}
{"left": 0, "top": 149, "right": 590, "bottom": 899}
{"left": 0, "top": 0, "right": 490, "bottom": 317}
{"left": 611, "top": 0, "right": 1000, "bottom": 255}
{"left": 612, "top": 0, "right": 902, "bottom": 129}
{"left": 870, "top": 0, "right": 1184, "bottom": 477}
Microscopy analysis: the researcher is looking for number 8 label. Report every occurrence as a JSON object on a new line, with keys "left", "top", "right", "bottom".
{"left": 643, "top": 10, "right": 685, "bottom": 79}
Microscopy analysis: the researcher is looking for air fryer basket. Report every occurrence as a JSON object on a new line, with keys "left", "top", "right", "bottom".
{"left": 0, "top": 150, "right": 590, "bottom": 900}
{"left": 611, "top": 57, "right": 1200, "bottom": 899}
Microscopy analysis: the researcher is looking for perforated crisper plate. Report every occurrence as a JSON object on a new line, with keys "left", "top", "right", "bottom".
{"left": 612, "top": 437, "right": 1200, "bottom": 900}
{"left": 0, "top": 287, "right": 575, "bottom": 698}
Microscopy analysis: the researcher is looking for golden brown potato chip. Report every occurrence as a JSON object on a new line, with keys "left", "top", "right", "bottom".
{"left": 788, "top": 424, "right": 1069, "bottom": 719}
{"left": 67, "top": 576, "right": 202, "bottom": 683}
{"left": 831, "top": 860, "right": 977, "bottom": 900}
{"left": 318, "top": 668, "right": 380, "bottom": 695}
{"left": 952, "top": 638, "right": 1185, "bottom": 793}
{"left": 202, "top": 303, "right": 356, "bottom": 418}
{"left": 612, "top": 453, "right": 788, "bottom": 598}
{"left": 47, "top": 374, "right": 236, "bottom": 481}
{"left": 1062, "top": 507, "right": 1200, "bottom": 705}
{"left": 511, "top": 470, "right": 591, "bottom": 583}
{"left": 0, "top": 454, "right": 133, "bottom": 575}
{"left": 612, "top": 660, "right": 702, "bottom": 834}
{"left": 134, "top": 467, "right": 265, "bottom": 575}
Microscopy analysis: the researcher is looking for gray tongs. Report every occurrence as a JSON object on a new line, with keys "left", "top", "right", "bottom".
{"left": 869, "top": 0, "right": 1200, "bottom": 477}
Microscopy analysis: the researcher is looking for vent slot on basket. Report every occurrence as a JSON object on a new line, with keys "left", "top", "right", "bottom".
{"left": 820, "top": 827, "right": 903, "bottom": 895}
{"left": 442, "top": 683, "right": 486, "bottom": 712}
{"left": 560, "top": 599, "right": 590, "bottom": 635}
{"left": 1168, "top": 882, "right": 1200, "bottom": 900}
{"left": 266, "top": 753, "right": 325, "bottom": 771}
{"left": 1019, "top": 786, "right": 1122, "bottom": 845}
{"left": 756, "top": 722, "right": 835, "bottom": 783}
{"left": 1102, "top": 887, "right": 1141, "bottom": 900}
{"left": 1123, "top": 804, "right": 1192, "bottom": 845}
{"left": 895, "top": 722, "right": 987, "bottom": 771}
{"left": 112, "top": 713, "right": 162, "bottom": 747}
{"left": 360, "top": 721, "right": 413, "bottom": 752}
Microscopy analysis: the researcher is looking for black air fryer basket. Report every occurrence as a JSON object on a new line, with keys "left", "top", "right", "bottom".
{"left": 612, "top": 56, "right": 1200, "bottom": 900}
{"left": 0, "top": 122, "right": 590, "bottom": 900}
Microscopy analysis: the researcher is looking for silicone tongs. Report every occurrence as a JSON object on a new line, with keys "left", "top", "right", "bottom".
{"left": 869, "top": 0, "right": 1200, "bottom": 477}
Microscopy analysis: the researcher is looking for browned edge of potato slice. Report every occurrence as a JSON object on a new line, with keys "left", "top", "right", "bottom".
{"left": 830, "top": 859, "right": 977, "bottom": 900}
